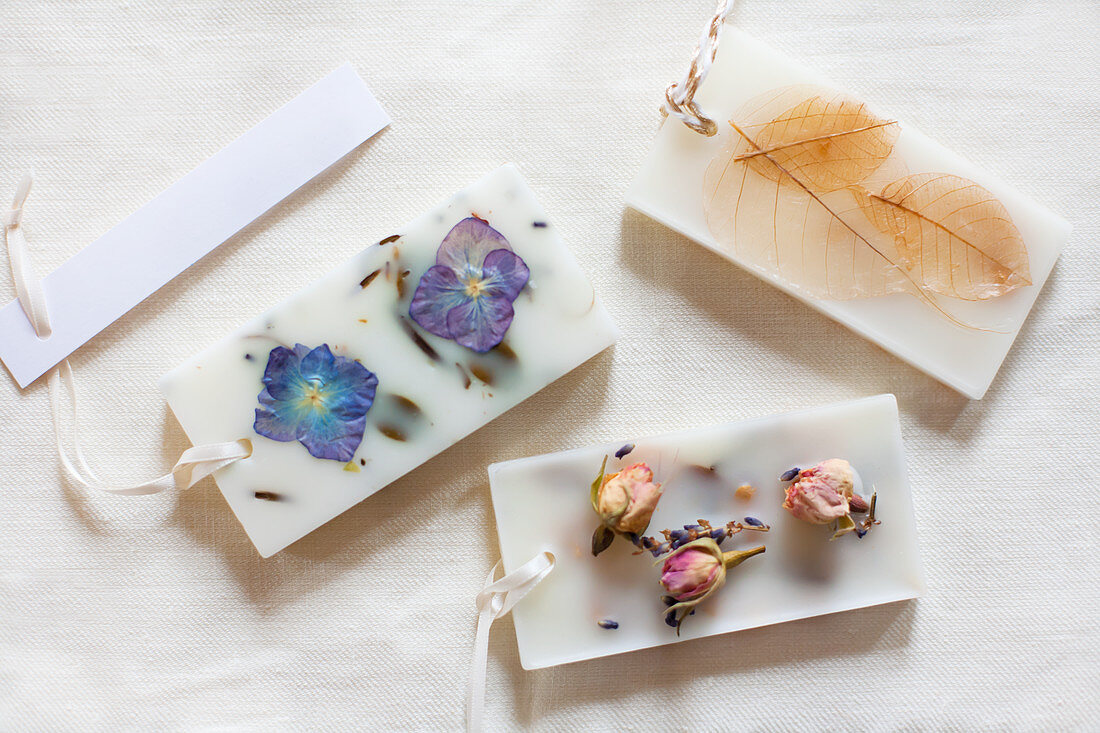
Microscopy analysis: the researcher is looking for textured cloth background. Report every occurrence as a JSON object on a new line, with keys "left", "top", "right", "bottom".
{"left": 1, "top": 1, "right": 1097, "bottom": 730}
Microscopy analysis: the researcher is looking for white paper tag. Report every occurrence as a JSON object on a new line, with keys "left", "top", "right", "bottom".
{"left": 0, "top": 64, "right": 389, "bottom": 388}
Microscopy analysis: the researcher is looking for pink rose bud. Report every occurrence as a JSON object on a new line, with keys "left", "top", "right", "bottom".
{"left": 660, "top": 545, "right": 722, "bottom": 601}
{"left": 596, "top": 462, "right": 664, "bottom": 535}
{"left": 658, "top": 538, "right": 766, "bottom": 633}
{"left": 782, "top": 458, "right": 855, "bottom": 525}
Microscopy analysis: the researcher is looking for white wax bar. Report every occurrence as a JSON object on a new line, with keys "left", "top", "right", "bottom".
{"left": 626, "top": 29, "right": 1071, "bottom": 399}
{"left": 160, "top": 165, "right": 619, "bottom": 557}
{"left": 488, "top": 394, "right": 923, "bottom": 670}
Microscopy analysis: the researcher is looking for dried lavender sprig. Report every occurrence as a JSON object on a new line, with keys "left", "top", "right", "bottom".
{"left": 638, "top": 516, "right": 770, "bottom": 556}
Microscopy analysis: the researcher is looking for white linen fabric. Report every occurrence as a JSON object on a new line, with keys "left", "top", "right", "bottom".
{"left": 1, "top": 1, "right": 1096, "bottom": 730}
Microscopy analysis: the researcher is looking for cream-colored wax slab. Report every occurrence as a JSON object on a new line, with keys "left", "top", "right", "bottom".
{"left": 626, "top": 29, "right": 1071, "bottom": 400}
{"left": 488, "top": 394, "right": 923, "bottom": 670}
{"left": 159, "top": 164, "right": 619, "bottom": 557}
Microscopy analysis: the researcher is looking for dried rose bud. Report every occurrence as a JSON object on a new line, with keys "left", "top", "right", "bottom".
{"left": 658, "top": 538, "right": 765, "bottom": 633}
{"left": 782, "top": 458, "right": 854, "bottom": 525}
{"left": 596, "top": 462, "right": 663, "bottom": 536}
{"left": 848, "top": 493, "right": 869, "bottom": 513}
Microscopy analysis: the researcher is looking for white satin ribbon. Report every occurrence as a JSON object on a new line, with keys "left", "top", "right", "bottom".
{"left": 5, "top": 174, "right": 251, "bottom": 495}
{"left": 467, "top": 551, "right": 555, "bottom": 732}
{"left": 4, "top": 174, "right": 52, "bottom": 338}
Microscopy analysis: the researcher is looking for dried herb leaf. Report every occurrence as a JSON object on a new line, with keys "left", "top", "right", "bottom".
{"left": 830, "top": 514, "right": 857, "bottom": 541}
{"left": 857, "top": 173, "right": 1031, "bottom": 300}
{"left": 592, "top": 525, "right": 614, "bottom": 556}
{"left": 590, "top": 455, "right": 608, "bottom": 513}
{"left": 705, "top": 114, "right": 911, "bottom": 301}
{"left": 729, "top": 85, "right": 900, "bottom": 193}
{"left": 703, "top": 84, "right": 1028, "bottom": 325}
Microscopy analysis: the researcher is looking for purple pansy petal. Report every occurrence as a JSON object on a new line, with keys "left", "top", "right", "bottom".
{"left": 295, "top": 408, "right": 367, "bottom": 462}
{"left": 261, "top": 345, "right": 308, "bottom": 401}
{"left": 444, "top": 294, "right": 515, "bottom": 352}
{"left": 253, "top": 398, "right": 300, "bottom": 442}
{"left": 325, "top": 358, "right": 379, "bottom": 412}
{"left": 409, "top": 265, "right": 471, "bottom": 339}
{"left": 408, "top": 218, "right": 530, "bottom": 353}
{"left": 435, "top": 217, "right": 511, "bottom": 273}
{"left": 298, "top": 343, "right": 338, "bottom": 384}
{"left": 252, "top": 344, "right": 378, "bottom": 462}
{"left": 480, "top": 248, "right": 530, "bottom": 301}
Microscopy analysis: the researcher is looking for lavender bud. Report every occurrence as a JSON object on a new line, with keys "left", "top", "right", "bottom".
{"left": 780, "top": 467, "right": 800, "bottom": 482}
{"left": 743, "top": 516, "right": 764, "bottom": 527}
{"left": 614, "top": 443, "right": 635, "bottom": 459}
{"left": 597, "top": 619, "right": 619, "bottom": 630}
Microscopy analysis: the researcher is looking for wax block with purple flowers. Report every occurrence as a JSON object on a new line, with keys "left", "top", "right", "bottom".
{"left": 160, "top": 165, "right": 618, "bottom": 556}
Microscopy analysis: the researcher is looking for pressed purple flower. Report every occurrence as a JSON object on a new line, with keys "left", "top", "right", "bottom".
{"left": 409, "top": 217, "right": 530, "bottom": 353}
{"left": 253, "top": 344, "right": 378, "bottom": 462}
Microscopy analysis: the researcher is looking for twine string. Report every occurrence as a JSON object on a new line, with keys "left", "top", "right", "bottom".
{"left": 660, "top": 0, "right": 737, "bottom": 136}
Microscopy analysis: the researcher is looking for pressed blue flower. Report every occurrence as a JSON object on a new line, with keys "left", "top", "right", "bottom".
{"left": 253, "top": 344, "right": 378, "bottom": 462}
{"left": 409, "top": 217, "right": 530, "bottom": 353}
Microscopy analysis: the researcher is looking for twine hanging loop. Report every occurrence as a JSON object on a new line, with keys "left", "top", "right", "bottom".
{"left": 660, "top": 0, "right": 736, "bottom": 136}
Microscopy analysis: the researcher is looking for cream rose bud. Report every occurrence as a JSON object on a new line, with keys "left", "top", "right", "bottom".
{"left": 596, "top": 462, "right": 663, "bottom": 535}
{"left": 783, "top": 458, "right": 855, "bottom": 524}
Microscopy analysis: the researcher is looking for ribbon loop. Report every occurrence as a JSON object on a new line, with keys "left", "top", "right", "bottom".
{"left": 5, "top": 174, "right": 52, "bottom": 339}
{"left": 4, "top": 173, "right": 250, "bottom": 495}
{"left": 467, "top": 551, "right": 555, "bottom": 732}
